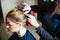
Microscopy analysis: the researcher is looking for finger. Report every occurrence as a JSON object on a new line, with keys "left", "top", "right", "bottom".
{"left": 28, "top": 18, "right": 31, "bottom": 22}
{"left": 24, "top": 10, "right": 30, "bottom": 14}
{"left": 28, "top": 18, "right": 31, "bottom": 21}
{"left": 22, "top": 3, "right": 31, "bottom": 13}
{"left": 23, "top": 6, "right": 31, "bottom": 14}
{"left": 24, "top": 14, "right": 33, "bottom": 18}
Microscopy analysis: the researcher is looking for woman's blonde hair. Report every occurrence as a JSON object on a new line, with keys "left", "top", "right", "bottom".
{"left": 6, "top": 8, "right": 25, "bottom": 23}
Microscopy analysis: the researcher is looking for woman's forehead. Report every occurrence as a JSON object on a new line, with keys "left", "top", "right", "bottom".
{"left": 7, "top": 18, "right": 17, "bottom": 23}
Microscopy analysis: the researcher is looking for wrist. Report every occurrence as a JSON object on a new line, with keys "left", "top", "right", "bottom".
{"left": 34, "top": 23, "right": 40, "bottom": 28}
{"left": 35, "top": 26, "right": 40, "bottom": 30}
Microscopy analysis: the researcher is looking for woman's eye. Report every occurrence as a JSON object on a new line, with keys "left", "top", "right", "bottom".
{"left": 6, "top": 23, "right": 11, "bottom": 26}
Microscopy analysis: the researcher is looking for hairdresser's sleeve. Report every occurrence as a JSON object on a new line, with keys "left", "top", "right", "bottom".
{"left": 36, "top": 27, "right": 54, "bottom": 40}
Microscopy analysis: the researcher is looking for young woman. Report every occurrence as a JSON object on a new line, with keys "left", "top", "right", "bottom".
{"left": 5, "top": 8, "right": 36, "bottom": 40}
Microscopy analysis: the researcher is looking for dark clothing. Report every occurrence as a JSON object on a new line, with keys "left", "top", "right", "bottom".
{"left": 31, "top": 2, "right": 60, "bottom": 40}
{"left": 9, "top": 30, "right": 36, "bottom": 40}
{"left": 31, "top": 2, "right": 56, "bottom": 21}
{"left": 37, "top": 27, "right": 60, "bottom": 40}
{"left": 43, "top": 13, "right": 60, "bottom": 37}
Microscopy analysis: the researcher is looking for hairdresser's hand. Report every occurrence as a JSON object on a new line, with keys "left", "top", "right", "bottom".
{"left": 23, "top": 3, "right": 31, "bottom": 14}
{"left": 25, "top": 14, "right": 40, "bottom": 28}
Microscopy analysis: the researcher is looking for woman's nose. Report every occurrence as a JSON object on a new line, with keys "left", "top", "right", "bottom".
{"left": 6, "top": 25, "right": 9, "bottom": 28}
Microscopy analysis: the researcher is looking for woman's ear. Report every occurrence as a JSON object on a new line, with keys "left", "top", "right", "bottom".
{"left": 16, "top": 22, "right": 21, "bottom": 26}
{"left": 23, "top": 19, "right": 27, "bottom": 25}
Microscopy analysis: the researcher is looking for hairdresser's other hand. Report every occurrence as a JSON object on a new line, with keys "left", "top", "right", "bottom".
{"left": 25, "top": 14, "right": 40, "bottom": 28}
{"left": 23, "top": 3, "right": 31, "bottom": 14}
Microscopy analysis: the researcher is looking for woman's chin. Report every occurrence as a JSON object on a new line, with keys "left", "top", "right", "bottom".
{"left": 8, "top": 29, "right": 14, "bottom": 32}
